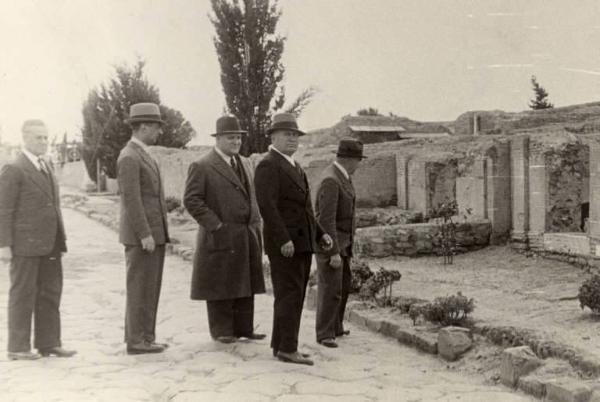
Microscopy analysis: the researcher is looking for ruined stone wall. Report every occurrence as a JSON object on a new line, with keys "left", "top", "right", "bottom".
{"left": 148, "top": 146, "right": 210, "bottom": 199}
{"left": 355, "top": 220, "right": 491, "bottom": 258}
{"left": 544, "top": 143, "right": 589, "bottom": 233}
{"left": 429, "top": 160, "right": 457, "bottom": 210}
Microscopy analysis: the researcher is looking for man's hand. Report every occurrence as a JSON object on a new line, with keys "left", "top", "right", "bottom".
{"left": 320, "top": 234, "right": 333, "bottom": 251}
{"left": 280, "top": 240, "right": 295, "bottom": 258}
{"left": 0, "top": 247, "right": 12, "bottom": 263}
{"left": 141, "top": 235, "right": 156, "bottom": 253}
{"left": 329, "top": 254, "right": 342, "bottom": 269}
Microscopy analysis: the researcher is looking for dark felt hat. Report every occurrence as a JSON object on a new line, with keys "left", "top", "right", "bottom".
{"left": 267, "top": 113, "right": 305, "bottom": 136}
{"left": 211, "top": 115, "right": 247, "bottom": 137}
{"left": 335, "top": 138, "right": 367, "bottom": 159}
{"left": 126, "top": 103, "right": 165, "bottom": 125}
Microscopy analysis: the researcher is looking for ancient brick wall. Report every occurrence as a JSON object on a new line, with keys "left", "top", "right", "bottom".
{"left": 544, "top": 143, "right": 589, "bottom": 233}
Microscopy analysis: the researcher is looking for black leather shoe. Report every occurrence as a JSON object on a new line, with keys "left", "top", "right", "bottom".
{"left": 8, "top": 351, "right": 41, "bottom": 360}
{"left": 318, "top": 338, "right": 338, "bottom": 348}
{"left": 273, "top": 349, "right": 310, "bottom": 358}
{"left": 127, "top": 342, "right": 164, "bottom": 355}
{"left": 276, "top": 351, "right": 314, "bottom": 366}
{"left": 39, "top": 347, "right": 77, "bottom": 358}
{"left": 238, "top": 333, "right": 266, "bottom": 340}
{"left": 215, "top": 336, "right": 237, "bottom": 344}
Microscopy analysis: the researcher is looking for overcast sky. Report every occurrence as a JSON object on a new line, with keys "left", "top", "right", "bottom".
{"left": 1, "top": 0, "right": 600, "bottom": 145}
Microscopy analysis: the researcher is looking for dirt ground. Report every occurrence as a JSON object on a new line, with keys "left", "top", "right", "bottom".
{"left": 375, "top": 246, "right": 600, "bottom": 360}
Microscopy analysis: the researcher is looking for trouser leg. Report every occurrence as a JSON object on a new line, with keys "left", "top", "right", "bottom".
{"left": 34, "top": 255, "right": 63, "bottom": 350}
{"left": 336, "top": 256, "right": 352, "bottom": 335}
{"left": 8, "top": 256, "right": 39, "bottom": 353}
{"left": 144, "top": 246, "right": 165, "bottom": 343}
{"left": 206, "top": 299, "right": 234, "bottom": 338}
{"left": 269, "top": 253, "right": 311, "bottom": 353}
{"left": 232, "top": 296, "right": 254, "bottom": 337}
{"left": 315, "top": 255, "right": 342, "bottom": 341}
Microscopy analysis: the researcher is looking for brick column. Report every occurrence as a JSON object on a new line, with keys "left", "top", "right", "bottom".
{"left": 588, "top": 142, "right": 600, "bottom": 253}
{"left": 396, "top": 154, "right": 409, "bottom": 209}
{"left": 510, "top": 137, "right": 529, "bottom": 248}
{"left": 528, "top": 150, "right": 547, "bottom": 250}
{"left": 487, "top": 142, "right": 512, "bottom": 244}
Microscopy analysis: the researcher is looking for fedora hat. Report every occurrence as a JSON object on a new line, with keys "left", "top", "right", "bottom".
{"left": 211, "top": 115, "right": 247, "bottom": 137}
{"left": 267, "top": 113, "right": 305, "bottom": 136}
{"left": 126, "top": 103, "right": 165, "bottom": 125}
{"left": 335, "top": 138, "right": 367, "bottom": 159}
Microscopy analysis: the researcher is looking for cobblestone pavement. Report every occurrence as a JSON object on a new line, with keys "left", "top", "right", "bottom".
{"left": 0, "top": 209, "right": 534, "bottom": 401}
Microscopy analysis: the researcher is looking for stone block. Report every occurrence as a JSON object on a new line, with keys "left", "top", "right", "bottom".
{"left": 500, "top": 346, "right": 544, "bottom": 388}
{"left": 365, "top": 316, "right": 383, "bottom": 332}
{"left": 438, "top": 326, "right": 472, "bottom": 361}
{"left": 517, "top": 375, "right": 546, "bottom": 399}
{"left": 395, "top": 327, "right": 438, "bottom": 354}
{"left": 347, "top": 309, "right": 367, "bottom": 327}
{"left": 379, "top": 321, "right": 400, "bottom": 338}
{"left": 546, "top": 380, "right": 592, "bottom": 402}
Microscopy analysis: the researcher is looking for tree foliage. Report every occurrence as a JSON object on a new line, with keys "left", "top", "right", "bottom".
{"left": 210, "top": 0, "right": 316, "bottom": 155}
{"left": 81, "top": 60, "right": 195, "bottom": 181}
{"left": 529, "top": 75, "right": 554, "bottom": 110}
{"left": 357, "top": 107, "right": 381, "bottom": 116}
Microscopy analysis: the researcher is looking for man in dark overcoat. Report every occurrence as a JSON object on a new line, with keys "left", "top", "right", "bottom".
{"left": 184, "top": 115, "right": 266, "bottom": 344}
{"left": 0, "top": 119, "right": 76, "bottom": 360}
{"left": 117, "top": 103, "right": 170, "bottom": 355}
{"left": 314, "top": 139, "right": 365, "bottom": 348}
{"left": 254, "top": 113, "right": 332, "bottom": 365}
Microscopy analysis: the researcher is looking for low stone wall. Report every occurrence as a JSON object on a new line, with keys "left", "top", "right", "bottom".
{"left": 356, "top": 207, "right": 423, "bottom": 228}
{"left": 355, "top": 220, "right": 491, "bottom": 258}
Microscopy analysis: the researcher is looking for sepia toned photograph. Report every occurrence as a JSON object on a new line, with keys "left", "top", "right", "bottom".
{"left": 2, "top": 1, "right": 600, "bottom": 401}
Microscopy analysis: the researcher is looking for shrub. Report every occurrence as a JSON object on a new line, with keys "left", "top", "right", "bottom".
{"left": 410, "top": 292, "right": 475, "bottom": 327}
{"left": 359, "top": 267, "right": 402, "bottom": 306}
{"left": 579, "top": 275, "right": 600, "bottom": 313}
{"left": 350, "top": 259, "right": 374, "bottom": 293}
{"left": 430, "top": 199, "right": 471, "bottom": 265}
{"left": 165, "top": 196, "right": 182, "bottom": 213}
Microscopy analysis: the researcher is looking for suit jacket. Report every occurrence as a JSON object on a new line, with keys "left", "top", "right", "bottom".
{"left": 0, "top": 152, "right": 66, "bottom": 256}
{"left": 254, "top": 149, "right": 324, "bottom": 256}
{"left": 183, "top": 149, "right": 265, "bottom": 301}
{"left": 117, "top": 140, "right": 169, "bottom": 246}
{"left": 315, "top": 164, "right": 356, "bottom": 257}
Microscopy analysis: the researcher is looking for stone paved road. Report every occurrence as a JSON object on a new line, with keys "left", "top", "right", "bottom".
{"left": 0, "top": 209, "right": 534, "bottom": 402}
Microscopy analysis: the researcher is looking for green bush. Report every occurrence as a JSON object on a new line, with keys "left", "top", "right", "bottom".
{"left": 579, "top": 275, "right": 600, "bottom": 313}
{"left": 409, "top": 292, "right": 475, "bottom": 327}
{"left": 165, "top": 196, "right": 182, "bottom": 213}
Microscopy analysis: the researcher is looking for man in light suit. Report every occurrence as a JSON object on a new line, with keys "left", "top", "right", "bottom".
{"left": 315, "top": 139, "right": 365, "bottom": 348}
{"left": 255, "top": 113, "right": 332, "bottom": 366}
{"left": 0, "top": 119, "right": 76, "bottom": 360}
{"left": 184, "top": 115, "right": 266, "bottom": 344}
{"left": 117, "top": 103, "right": 170, "bottom": 355}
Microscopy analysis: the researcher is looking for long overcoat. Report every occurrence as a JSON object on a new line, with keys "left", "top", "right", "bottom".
{"left": 183, "top": 149, "right": 265, "bottom": 301}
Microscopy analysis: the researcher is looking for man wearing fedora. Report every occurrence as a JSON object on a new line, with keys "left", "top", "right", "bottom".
{"left": 255, "top": 113, "right": 332, "bottom": 365}
{"left": 117, "top": 102, "right": 170, "bottom": 354}
{"left": 314, "top": 138, "right": 365, "bottom": 348}
{"left": 183, "top": 115, "right": 266, "bottom": 344}
{"left": 0, "top": 119, "right": 76, "bottom": 360}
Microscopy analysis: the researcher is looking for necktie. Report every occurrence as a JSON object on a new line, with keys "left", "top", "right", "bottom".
{"left": 230, "top": 157, "right": 242, "bottom": 181}
{"left": 38, "top": 158, "right": 49, "bottom": 176}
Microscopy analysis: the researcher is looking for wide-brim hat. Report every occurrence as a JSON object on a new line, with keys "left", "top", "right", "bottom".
{"left": 267, "top": 113, "right": 305, "bottom": 136}
{"left": 211, "top": 115, "right": 247, "bottom": 137}
{"left": 334, "top": 138, "right": 367, "bottom": 159}
{"left": 125, "top": 102, "right": 166, "bottom": 125}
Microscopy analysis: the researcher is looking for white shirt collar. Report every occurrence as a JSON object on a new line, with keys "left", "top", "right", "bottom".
{"left": 21, "top": 147, "right": 44, "bottom": 170}
{"left": 214, "top": 146, "right": 234, "bottom": 164}
{"left": 269, "top": 144, "right": 296, "bottom": 166}
{"left": 130, "top": 136, "right": 148, "bottom": 150}
{"left": 333, "top": 161, "right": 350, "bottom": 180}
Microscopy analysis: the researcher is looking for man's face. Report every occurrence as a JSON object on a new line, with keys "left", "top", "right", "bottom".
{"left": 345, "top": 158, "right": 362, "bottom": 175}
{"left": 216, "top": 133, "right": 243, "bottom": 156}
{"left": 23, "top": 124, "right": 49, "bottom": 156}
{"left": 270, "top": 130, "right": 300, "bottom": 156}
{"left": 142, "top": 122, "right": 162, "bottom": 145}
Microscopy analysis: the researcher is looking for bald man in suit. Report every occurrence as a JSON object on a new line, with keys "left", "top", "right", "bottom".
{"left": 0, "top": 119, "right": 76, "bottom": 360}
